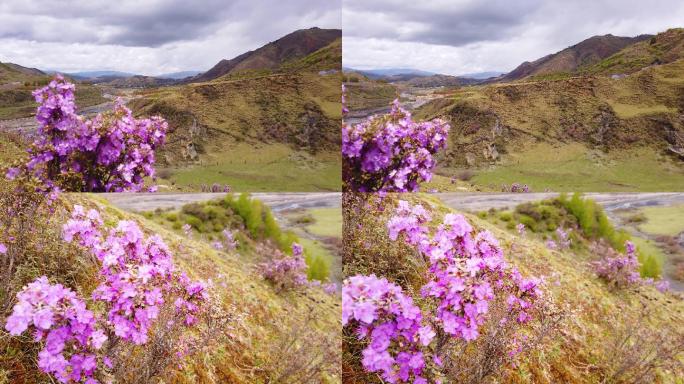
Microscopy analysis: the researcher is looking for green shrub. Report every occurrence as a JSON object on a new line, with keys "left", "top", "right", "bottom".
{"left": 559, "top": 193, "right": 660, "bottom": 276}
{"left": 639, "top": 252, "right": 662, "bottom": 278}
{"left": 498, "top": 212, "right": 512, "bottom": 222}
{"left": 306, "top": 253, "right": 330, "bottom": 281}
{"left": 185, "top": 215, "right": 203, "bottom": 231}
{"left": 164, "top": 212, "right": 178, "bottom": 222}
{"left": 264, "top": 209, "right": 282, "bottom": 240}
{"left": 517, "top": 214, "right": 538, "bottom": 232}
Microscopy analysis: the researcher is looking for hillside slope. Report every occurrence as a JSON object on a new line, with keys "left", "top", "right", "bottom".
{"left": 192, "top": 27, "right": 341, "bottom": 82}
{"left": 502, "top": 34, "right": 651, "bottom": 81}
{"left": 415, "top": 56, "right": 684, "bottom": 191}
{"left": 125, "top": 37, "right": 341, "bottom": 191}
{"left": 343, "top": 193, "right": 684, "bottom": 383}
{"left": 583, "top": 28, "right": 684, "bottom": 75}
{"left": 0, "top": 188, "right": 341, "bottom": 383}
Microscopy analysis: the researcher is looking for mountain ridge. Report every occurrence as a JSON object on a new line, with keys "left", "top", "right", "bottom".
{"left": 190, "top": 27, "right": 341, "bottom": 83}
{"left": 501, "top": 33, "right": 653, "bottom": 81}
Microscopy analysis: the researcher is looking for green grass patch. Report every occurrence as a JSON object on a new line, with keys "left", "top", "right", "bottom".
{"left": 304, "top": 208, "right": 341, "bottom": 238}
{"left": 629, "top": 237, "right": 665, "bottom": 278}
{"left": 470, "top": 143, "right": 684, "bottom": 192}
{"left": 637, "top": 204, "right": 684, "bottom": 236}
{"left": 297, "top": 237, "right": 333, "bottom": 281}
{"left": 607, "top": 102, "right": 676, "bottom": 119}
{"left": 147, "top": 193, "right": 331, "bottom": 281}
{"left": 160, "top": 142, "right": 340, "bottom": 192}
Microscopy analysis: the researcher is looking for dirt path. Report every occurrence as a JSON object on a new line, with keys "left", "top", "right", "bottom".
{"left": 100, "top": 192, "right": 340, "bottom": 213}
{"left": 435, "top": 192, "right": 684, "bottom": 213}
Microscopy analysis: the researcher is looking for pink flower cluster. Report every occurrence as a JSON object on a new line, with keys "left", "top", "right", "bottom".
{"left": 63, "top": 205, "right": 207, "bottom": 339}
{"left": 501, "top": 183, "right": 530, "bottom": 193}
{"left": 259, "top": 243, "right": 309, "bottom": 290}
{"left": 182, "top": 223, "right": 192, "bottom": 238}
{"left": 5, "top": 75, "right": 167, "bottom": 192}
{"left": 593, "top": 240, "right": 641, "bottom": 288}
{"left": 556, "top": 227, "right": 571, "bottom": 249}
{"left": 5, "top": 277, "right": 105, "bottom": 384}
{"left": 342, "top": 98, "right": 450, "bottom": 192}
{"left": 388, "top": 201, "right": 541, "bottom": 340}
{"left": 222, "top": 228, "right": 238, "bottom": 250}
{"left": 343, "top": 201, "right": 544, "bottom": 383}
{"left": 5, "top": 204, "right": 206, "bottom": 383}
{"left": 516, "top": 223, "right": 526, "bottom": 237}
{"left": 342, "top": 274, "right": 434, "bottom": 384}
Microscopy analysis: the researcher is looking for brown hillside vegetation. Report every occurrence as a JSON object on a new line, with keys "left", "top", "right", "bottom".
{"left": 343, "top": 193, "right": 684, "bottom": 383}
{"left": 417, "top": 58, "right": 684, "bottom": 170}
{"left": 0, "top": 186, "right": 341, "bottom": 383}
{"left": 502, "top": 34, "right": 651, "bottom": 81}
{"left": 192, "top": 27, "right": 341, "bottom": 82}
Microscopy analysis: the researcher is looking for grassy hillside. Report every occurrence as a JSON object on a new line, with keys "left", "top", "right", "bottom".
{"left": 192, "top": 28, "right": 340, "bottom": 82}
{"left": 1, "top": 62, "right": 107, "bottom": 120}
{"left": 415, "top": 57, "right": 684, "bottom": 191}
{"left": 131, "top": 71, "right": 340, "bottom": 191}
{"left": 343, "top": 72, "right": 398, "bottom": 112}
{"left": 281, "top": 38, "right": 341, "bottom": 73}
{"left": 128, "top": 40, "right": 342, "bottom": 192}
{"left": 343, "top": 193, "right": 684, "bottom": 383}
{"left": 0, "top": 186, "right": 340, "bottom": 383}
{"left": 583, "top": 28, "right": 684, "bottom": 75}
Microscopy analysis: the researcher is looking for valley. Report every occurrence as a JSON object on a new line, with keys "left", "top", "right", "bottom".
{"left": 0, "top": 27, "right": 342, "bottom": 192}
{"left": 343, "top": 28, "right": 684, "bottom": 192}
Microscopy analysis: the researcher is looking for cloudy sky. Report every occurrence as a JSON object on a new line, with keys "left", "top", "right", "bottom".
{"left": 0, "top": 0, "right": 340, "bottom": 75}
{"left": 343, "top": 0, "right": 684, "bottom": 76}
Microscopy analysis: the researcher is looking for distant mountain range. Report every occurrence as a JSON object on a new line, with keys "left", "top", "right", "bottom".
{"left": 5, "top": 27, "right": 339, "bottom": 88}
{"left": 156, "top": 71, "right": 203, "bottom": 79}
{"left": 343, "top": 68, "right": 435, "bottom": 79}
{"left": 51, "top": 70, "right": 137, "bottom": 80}
{"left": 344, "top": 30, "right": 682, "bottom": 86}
{"left": 343, "top": 67, "right": 507, "bottom": 88}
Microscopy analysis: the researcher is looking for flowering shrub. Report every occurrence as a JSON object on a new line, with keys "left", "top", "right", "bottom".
{"left": 556, "top": 227, "right": 571, "bottom": 249}
{"left": 387, "top": 201, "right": 542, "bottom": 340}
{"left": 201, "top": 184, "right": 231, "bottom": 193}
{"left": 342, "top": 274, "right": 434, "bottom": 383}
{"left": 342, "top": 94, "right": 450, "bottom": 191}
{"left": 5, "top": 277, "right": 106, "bottom": 383}
{"left": 592, "top": 240, "right": 641, "bottom": 288}
{"left": 182, "top": 223, "right": 192, "bottom": 237}
{"left": 343, "top": 200, "right": 546, "bottom": 383}
{"left": 501, "top": 183, "right": 530, "bottom": 193}
{"left": 222, "top": 228, "right": 238, "bottom": 250}
{"left": 259, "top": 243, "right": 308, "bottom": 291}
{"left": 4, "top": 75, "right": 167, "bottom": 192}
{"left": 655, "top": 279, "right": 670, "bottom": 293}
{"left": 516, "top": 223, "right": 526, "bottom": 237}
{"left": 545, "top": 239, "right": 558, "bottom": 250}
{"left": 5, "top": 204, "right": 206, "bottom": 383}
{"left": 592, "top": 240, "right": 672, "bottom": 292}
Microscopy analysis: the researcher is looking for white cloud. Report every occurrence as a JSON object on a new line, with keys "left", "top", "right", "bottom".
{"left": 343, "top": 0, "right": 684, "bottom": 75}
{"left": 0, "top": 0, "right": 341, "bottom": 75}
